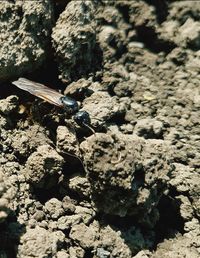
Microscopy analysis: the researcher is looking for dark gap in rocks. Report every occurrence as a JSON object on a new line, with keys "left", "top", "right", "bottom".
{"left": 32, "top": 186, "right": 62, "bottom": 204}
{"left": 133, "top": 163, "right": 145, "bottom": 186}
{"left": 107, "top": 112, "right": 126, "bottom": 126}
{"left": 0, "top": 113, "right": 18, "bottom": 131}
{"left": 154, "top": 191, "right": 184, "bottom": 245}
{"left": 83, "top": 249, "right": 93, "bottom": 258}
{"left": 62, "top": 157, "right": 85, "bottom": 175}
{"left": 107, "top": 82, "right": 119, "bottom": 97}
{"left": 117, "top": 2, "right": 130, "bottom": 24}
{"left": 144, "top": 0, "right": 169, "bottom": 23}
{"left": 173, "top": 156, "right": 189, "bottom": 166}
{"left": 109, "top": 37, "right": 128, "bottom": 60}
{"left": 31, "top": 57, "right": 64, "bottom": 92}
{"left": 96, "top": 212, "right": 134, "bottom": 230}
{"left": 136, "top": 26, "right": 176, "bottom": 54}
{"left": 0, "top": 80, "right": 23, "bottom": 99}
{"left": 115, "top": 45, "right": 128, "bottom": 60}
{"left": 13, "top": 152, "right": 29, "bottom": 166}
{"left": 53, "top": 0, "right": 68, "bottom": 21}
{"left": 0, "top": 217, "right": 25, "bottom": 258}
{"left": 101, "top": 214, "right": 139, "bottom": 231}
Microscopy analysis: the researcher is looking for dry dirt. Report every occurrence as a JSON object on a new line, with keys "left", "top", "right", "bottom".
{"left": 0, "top": 1, "right": 200, "bottom": 258}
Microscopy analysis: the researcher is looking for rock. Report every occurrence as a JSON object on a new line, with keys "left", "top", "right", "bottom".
{"left": 96, "top": 225, "right": 132, "bottom": 258}
{"left": 25, "top": 145, "right": 64, "bottom": 189}
{"left": 75, "top": 206, "right": 95, "bottom": 224}
{"left": 57, "top": 214, "right": 82, "bottom": 231}
{"left": 177, "top": 18, "right": 200, "bottom": 48}
{"left": 0, "top": 1, "right": 54, "bottom": 81}
{"left": 134, "top": 118, "right": 164, "bottom": 139}
{"left": 56, "top": 125, "right": 80, "bottom": 157}
{"left": 62, "top": 196, "right": 76, "bottom": 215}
{"left": 11, "top": 125, "right": 51, "bottom": 158}
{"left": 81, "top": 132, "right": 173, "bottom": 218}
{"left": 33, "top": 210, "right": 45, "bottom": 222}
{"left": 0, "top": 96, "right": 19, "bottom": 115}
{"left": 69, "top": 246, "right": 85, "bottom": 258}
{"left": 44, "top": 198, "right": 64, "bottom": 220}
{"left": 158, "top": 17, "right": 200, "bottom": 49}
{"left": 68, "top": 175, "right": 91, "bottom": 198}
{"left": 176, "top": 195, "right": 193, "bottom": 221}
{"left": 17, "top": 227, "right": 65, "bottom": 258}
{"left": 97, "top": 224, "right": 154, "bottom": 256}
{"left": 151, "top": 235, "right": 199, "bottom": 258}
{"left": 69, "top": 222, "right": 98, "bottom": 249}
{"left": 82, "top": 91, "right": 126, "bottom": 126}
{"left": 0, "top": 168, "right": 17, "bottom": 223}
{"left": 57, "top": 250, "right": 69, "bottom": 258}
{"left": 52, "top": 1, "right": 97, "bottom": 82}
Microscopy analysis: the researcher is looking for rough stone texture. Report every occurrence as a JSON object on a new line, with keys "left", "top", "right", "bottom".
{"left": 68, "top": 175, "right": 91, "bottom": 199}
{"left": 57, "top": 214, "right": 82, "bottom": 231}
{"left": 44, "top": 198, "right": 64, "bottom": 219}
{"left": 82, "top": 91, "right": 126, "bottom": 126}
{"left": 11, "top": 125, "right": 51, "bottom": 158}
{"left": 134, "top": 118, "right": 164, "bottom": 139}
{"left": 17, "top": 227, "right": 65, "bottom": 258}
{"left": 0, "top": 169, "right": 13, "bottom": 223}
{"left": 159, "top": 18, "right": 200, "bottom": 49}
{"left": 81, "top": 132, "right": 173, "bottom": 218}
{"left": 52, "top": 1, "right": 98, "bottom": 82}
{"left": 62, "top": 196, "right": 76, "bottom": 215}
{"left": 151, "top": 235, "right": 200, "bottom": 258}
{"left": 56, "top": 125, "right": 80, "bottom": 157}
{"left": 95, "top": 224, "right": 154, "bottom": 258}
{"left": 25, "top": 145, "right": 64, "bottom": 188}
{"left": 0, "top": 95, "right": 19, "bottom": 115}
{"left": 0, "top": 0, "right": 54, "bottom": 81}
{"left": 69, "top": 222, "right": 98, "bottom": 249}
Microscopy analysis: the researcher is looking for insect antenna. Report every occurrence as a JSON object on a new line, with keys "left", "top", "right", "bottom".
{"left": 82, "top": 122, "right": 96, "bottom": 135}
{"left": 56, "top": 143, "right": 86, "bottom": 172}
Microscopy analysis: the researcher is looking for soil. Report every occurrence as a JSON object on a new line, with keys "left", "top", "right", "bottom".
{"left": 0, "top": 1, "right": 199, "bottom": 258}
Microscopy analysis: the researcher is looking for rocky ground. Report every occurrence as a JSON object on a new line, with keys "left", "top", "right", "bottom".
{"left": 0, "top": 1, "right": 199, "bottom": 258}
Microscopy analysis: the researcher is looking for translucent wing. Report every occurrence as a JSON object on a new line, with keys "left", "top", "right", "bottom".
{"left": 12, "top": 78, "right": 64, "bottom": 107}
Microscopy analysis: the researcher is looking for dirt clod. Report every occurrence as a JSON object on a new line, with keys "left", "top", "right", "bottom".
{"left": 0, "top": 1, "right": 199, "bottom": 257}
{"left": 25, "top": 145, "right": 64, "bottom": 189}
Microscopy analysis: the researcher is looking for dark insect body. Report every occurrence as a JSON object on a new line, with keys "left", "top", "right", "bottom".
{"left": 12, "top": 78, "right": 91, "bottom": 127}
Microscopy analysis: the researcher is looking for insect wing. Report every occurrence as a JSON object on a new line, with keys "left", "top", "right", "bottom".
{"left": 12, "top": 78, "right": 64, "bottom": 107}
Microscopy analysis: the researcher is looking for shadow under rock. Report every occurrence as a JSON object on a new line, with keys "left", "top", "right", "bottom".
{"left": 0, "top": 210, "right": 26, "bottom": 258}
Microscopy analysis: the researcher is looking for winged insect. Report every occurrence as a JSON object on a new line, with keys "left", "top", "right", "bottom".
{"left": 12, "top": 77, "right": 91, "bottom": 128}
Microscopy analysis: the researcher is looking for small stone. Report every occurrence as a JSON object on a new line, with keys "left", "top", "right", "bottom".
{"left": 44, "top": 198, "right": 64, "bottom": 219}
{"left": 69, "top": 246, "right": 85, "bottom": 258}
{"left": 33, "top": 210, "right": 45, "bottom": 222}
{"left": 0, "top": 96, "right": 19, "bottom": 115}
{"left": 62, "top": 196, "right": 76, "bottom": 214}
{"left": 56, "top": 126, "right": 80, "bottom": 157}
{"left": 25, "top": 145, "right": 64, "bottom": 189}
{"left": 69, "top": 223, "right": 97, "bottom": 249}
{"left": 57, "top": 250, "right": 69, "bottom": 258}
{"left": 68, "top": 176, "right": 91, "bottom": 198}
{"left": 57, "top": 215, "right": 81, "bottom": 231}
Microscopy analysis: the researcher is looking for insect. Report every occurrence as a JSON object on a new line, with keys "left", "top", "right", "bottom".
{"left": 12, "top": 77, "right": 91, "bottom": 128}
